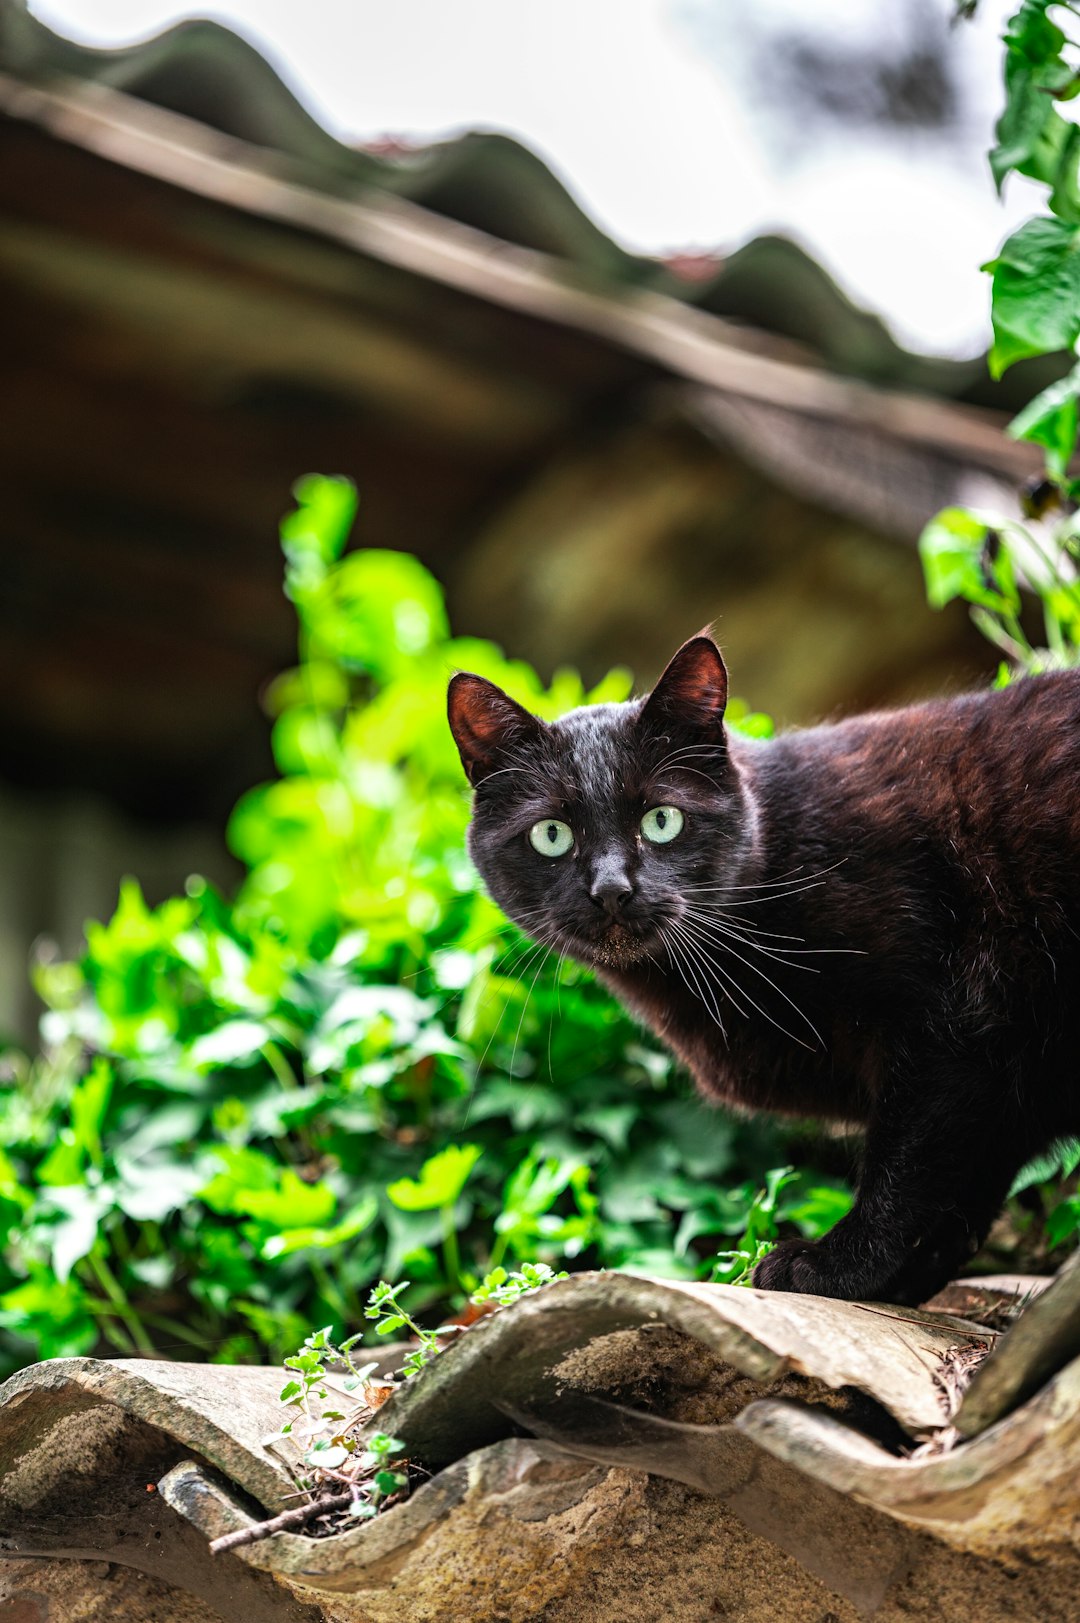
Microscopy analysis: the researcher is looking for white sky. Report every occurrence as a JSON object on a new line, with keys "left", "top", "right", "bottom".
{"left": 31, "top": 0, "right": 1042, "bottom": 357}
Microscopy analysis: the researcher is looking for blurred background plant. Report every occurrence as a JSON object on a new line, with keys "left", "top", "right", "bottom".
{"left": 0, "top": 477, "right": 849, "bottom": 1375}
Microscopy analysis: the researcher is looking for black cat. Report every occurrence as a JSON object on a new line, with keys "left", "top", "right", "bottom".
{"left": 448, "top": 636, "right": 1080, "bottom": 1304}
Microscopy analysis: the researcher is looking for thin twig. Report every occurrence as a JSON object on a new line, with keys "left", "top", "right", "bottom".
{"left": 210, "top": 1491, "right": 356, "bottom": 1555}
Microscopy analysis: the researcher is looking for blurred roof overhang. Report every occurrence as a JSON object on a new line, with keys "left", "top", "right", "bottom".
{"left": 0, "top": 6, "right": 1050, "bottom": 821}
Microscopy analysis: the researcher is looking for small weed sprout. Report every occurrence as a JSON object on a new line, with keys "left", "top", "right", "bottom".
{"left": 362, "top": 1262, "right": 570, "bottom": 1378}
{"left": 364, "top": 1280, "right": 441, "bottom": 1377}
{"left": 353, "top": 1432, "right": 409, "bottom": 1518}
{"left": 274, "top": 1326, "right": 411, "bottom": 1526}
{"left": 269, "top": 1262, "right": 571, "bottom": 1536}
{"left": 469, "top": 1260, "right": 568, "bottom": 1306}
{"left": 278, "top": 1324, "right": 379, "bottom": 1435}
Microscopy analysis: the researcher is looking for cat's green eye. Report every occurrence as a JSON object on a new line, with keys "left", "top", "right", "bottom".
{"left": 529, "top": 819, "right": 574, "bottom": 858}
{"left": 641, "top": 805, "right": 684, "bottom": 845}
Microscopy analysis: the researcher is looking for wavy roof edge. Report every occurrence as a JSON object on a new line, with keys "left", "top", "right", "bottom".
{"left": 0, "top": 0, "right": 1064, "bottom": 409}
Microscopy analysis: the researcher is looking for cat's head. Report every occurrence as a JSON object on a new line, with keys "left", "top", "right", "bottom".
{"left": 447, "top": 636, "right": 752, "bottom": 971}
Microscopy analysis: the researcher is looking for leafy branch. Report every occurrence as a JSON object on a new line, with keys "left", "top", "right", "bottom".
{"left": 923, "top": 1, "right": 1080, "bottom": 673}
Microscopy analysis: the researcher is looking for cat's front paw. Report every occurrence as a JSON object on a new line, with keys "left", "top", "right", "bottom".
{"left": 752, "top": 1238, "right": 858, "bottom": 1300}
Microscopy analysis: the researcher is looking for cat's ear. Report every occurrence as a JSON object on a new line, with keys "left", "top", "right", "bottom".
{"left": 640, "top": 634, "right": 728, "bottom": 735}
{"left": 447, "top": 673, "right": 542, "bottom": 786}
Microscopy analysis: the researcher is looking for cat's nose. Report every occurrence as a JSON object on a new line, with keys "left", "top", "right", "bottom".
{"left": 590, "top": 873, "right": 634, "bottom": 916}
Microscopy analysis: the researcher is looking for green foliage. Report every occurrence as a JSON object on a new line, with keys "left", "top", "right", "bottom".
{"left": 1008, "top": 361, "right": 1080, "bottom": 477}
{"left": 986, "top": 1, "right": 1080, "bottom": 374}
{"left": 0, "top": 477, "right": 834, "bottom": 1376}
{"left": 985, "top": 1138, "right": 1080, "bottom": 1262}
{"left": 357, "top": 1434, "right": 410, "bottom": 1514}
{"left": 363, "top": 1260, "right": 570, "bottom": 1381}
{"left": 1006, "top": 1139, "right": 1080, "bottom": 1252}
{"left": 922, "top": 2, "right": 1080, "bottom": 678}
{"left": 1008, "top": 1138, "right": 1080, "bottom": 1200}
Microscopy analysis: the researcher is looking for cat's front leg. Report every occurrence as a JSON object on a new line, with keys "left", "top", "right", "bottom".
{"left": 753, "top": 1075, "right": 1022, "bottom": 1305}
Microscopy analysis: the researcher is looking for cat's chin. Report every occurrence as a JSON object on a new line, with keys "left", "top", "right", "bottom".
{"left": 584, "top": 928, "right": 656, "bottom": 969}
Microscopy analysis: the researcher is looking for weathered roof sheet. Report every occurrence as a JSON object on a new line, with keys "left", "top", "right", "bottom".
{"left": 0, "top": 3, "right": 1063, "bottom": 408}
{"left": 4, "top": 1268, "right": 1080, "bottom": 1620}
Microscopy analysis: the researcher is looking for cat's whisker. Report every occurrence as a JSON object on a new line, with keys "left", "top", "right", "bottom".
{"left": 667, "top": 918, "right": 750, "bottom": 1024}
{"left": 505, "top": 931, "right": 555, "bottom": 987}
{"left": 491, "top": 911, "right": 559, "bottom": 975}
{"left": 674, "top": 926, "right": 774, "bottom": 1035}
{"left": 477, "top": 934, "right": 552, "bottom": 1110}
{"left": 493, "top": 937, "right": 547, "bottom": 981}
{"left": 682, "top": 908, "right": 820, "bottom": 975}
{"left": 547, "top": 940, "right": 572, "bottom": 1079}
{"left": 462, "top": 925, "right": 561, "bottom": 1123}
{"left": 683, "top": 905, "right": 824, "bottom": 960}
{"left": 681, "top": 908, "right": 807, "bottom": 943}
{"left": 505, "top": 935, "right": 560, "bottom": 1091}
{"left": 687, "top": 917, "right": 824, "bottom": 1050}
{"left": 682, "top": 882, "right": 829, "bottom": 908}
{"left": 683, "top": 901, "right": 865, "bottom": 960}
{"left": 496, "top": 928, "right": 552, "bottom": 973}
{"left": 650, "top": 745, "right": 726, "bottom": 772}
{"left": 683, "top": 859, "right": 849, "bottom": 893}
{"left": 660, "top": 922, "right": 728, "bottom": 1035}
{"left": 398, "top": 911, "right": 554, "bottom": 1032}
{"left": 673, "top": 915, "right": 778, "bottom": 1020}
{"left": 675, "top": 928, "right": 734, "bottom": 1025}
{"left": 654, "top": 766, "right": 725, "bottom": 788}
{"left": 476, "top": 764, "right": 527, "bottom": 783}
{"left": 676, "top": 914, "right": 821, "bottom": 1052}
{"left": 681, "top": 878, "right": 826, "bottom": 897}
{"left": 704, "top": 917, "right": 865, "bottom": 960}
{"left": 660, "top": 921, "right": 714, "bottom": 1020}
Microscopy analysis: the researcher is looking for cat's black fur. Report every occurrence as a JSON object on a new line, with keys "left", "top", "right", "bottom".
{"left": 447, "top": 637, "right": 1080, "bottom": 1304}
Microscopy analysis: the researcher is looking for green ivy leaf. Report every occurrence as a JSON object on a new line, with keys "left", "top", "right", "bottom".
{"left": 199, "top": 1147, "right": 336, "bottom": 1229}
{"left": 305, "top": 1442, "right": 351, "bottom": 1469}
{"left": 189, "top": 1020, "right": 273, "bottom": 1070}
{"left": 985, "top": 216, "right": 1080, "bottom": 375}
{"left": 69, "top": 1059, "right": 113, "bottom": 1170}
{"left": 1008, "top": 364, "right": 1080, "bottom": 475}
{"left": 46, "top": 1187, "right": 113, "bottom": 1283}
{"left": 919, "top": 508, "right": 1020, "bottom": 614}
{"left": 989, "top": 1, "right": 1078, "bottom": 198}
{"left": 1050, "top": 122, "right": 1080, "bottom": 224}
{"left": 386, "top": 1144, "right": 482, "bottom": 1212}
{"left": 261, "top": 1196, "right": 379, "bottom": 1259}
{"left": 783, "top": 1183, "right": 855, "bottom": 1240}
